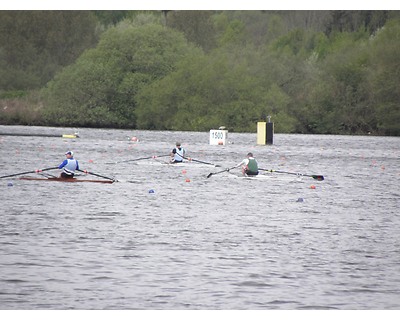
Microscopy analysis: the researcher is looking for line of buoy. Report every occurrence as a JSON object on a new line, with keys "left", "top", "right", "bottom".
{"left": 0, "top": 133, "right": 79, "bottom": 138}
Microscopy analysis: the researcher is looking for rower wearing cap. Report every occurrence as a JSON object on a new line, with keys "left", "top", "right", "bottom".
{"left": 170, "top": 142, "right": 186, "bottom": 163}
{"left": 58, "top": 151, "right": 79, "bottom": 178}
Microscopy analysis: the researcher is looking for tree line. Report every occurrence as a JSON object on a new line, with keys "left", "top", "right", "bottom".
{"left": 0, "top": 10, "right": 399, "bottom": 135}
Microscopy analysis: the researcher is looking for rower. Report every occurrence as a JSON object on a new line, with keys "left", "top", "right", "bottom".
{"left": 170, "top": 142, "right": 186, "bottom": 163}
{"left": 58, "top": 151, "right": 79, "bottom": 178}
{"left": 237, "top": 152, "right": 259, "bottom": 176}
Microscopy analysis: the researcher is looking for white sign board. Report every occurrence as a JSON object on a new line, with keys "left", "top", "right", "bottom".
{"left": 209, "top": 129, "right": 228, "bottom": 145}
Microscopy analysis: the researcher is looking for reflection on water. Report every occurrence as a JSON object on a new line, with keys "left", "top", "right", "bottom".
{"left": 0, "top": 125, "right": 399, "bottom": 309}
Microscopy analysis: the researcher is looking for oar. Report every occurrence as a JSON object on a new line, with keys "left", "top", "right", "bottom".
{"left": 207, "top": 166, "right": 238, "bottom": 178}
{"left": 106, "top": 154, "right": 170, "bottom": 164}
{"left": 259, "top": 168, "right": 324, "bottom": 181}
{"left": 0, "top": 167, "right": 58, "bottom": 179}
{"left": 182, "top": 156, "right": 221, "bottom": 167}
{"left": 77, "top": 169, "right": 117, "bottom": 182}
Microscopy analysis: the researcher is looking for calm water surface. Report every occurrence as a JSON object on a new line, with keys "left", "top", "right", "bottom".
{"left": 0, "top": 125, "right": 399, "bottom": 310}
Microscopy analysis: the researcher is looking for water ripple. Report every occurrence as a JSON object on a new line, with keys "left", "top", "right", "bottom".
{"left": 1, "top": 127, "right": 399, "bottom": 309}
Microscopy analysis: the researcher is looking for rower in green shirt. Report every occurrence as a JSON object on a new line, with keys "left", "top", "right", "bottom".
{"left": 237, "top": 152, "right": 259, "bottom": 176}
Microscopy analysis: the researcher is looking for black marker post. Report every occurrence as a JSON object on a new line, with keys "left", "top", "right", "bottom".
{"left": 266, "top": 115, "right": 274, "bottom": 145}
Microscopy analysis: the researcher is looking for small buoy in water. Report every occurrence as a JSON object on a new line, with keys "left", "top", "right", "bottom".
{"left": 7, "top": 181, "right": 13, "bottom": 187}
{"left": 148, "top": 189, "right": 155, "bottom": 194}
{"left": 296, "top": 197, "right": 304, "bottom": 202}
{"left": 185, "top": 178, "right": 191, "bottom": 182}
{"left": 89, "top": 159, "right": 94, "bottom": 163}
{"left": 182, "top": 169, "right": 187, "bottom": 174}
{"left": 310, "top": 185, "right": 316, "bottom": 189}
{"left": 131, "top": 136, "right": 139, "bottom": 142}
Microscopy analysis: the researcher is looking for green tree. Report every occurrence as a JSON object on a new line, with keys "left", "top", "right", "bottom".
{"left": 42, "top": 20, "right": 199, "bottom": 128}
{"left": 2, "top": 10, "right": 399, "bottom": 135}
{"left": 368, "top": 19, "right": 400, "bottom": 135}
{"left": 325, "top": 10, "right": 397, "bottom": 35}
{"left": 167, "top": 11, "right": 217, "bottom": 52}
{"left": 305, "top": 31, "right": 374, "bottom": 134}
{"left": 136, "top": 47, "right": 274, "bottom": 132}
{"left": 93, "top": 11, "right": 134, "bottom": 26}
{"left": 0, "top": 11, "right": 99, "bottom": 91}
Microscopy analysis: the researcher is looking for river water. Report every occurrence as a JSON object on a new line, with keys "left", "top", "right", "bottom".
{"left": 0, "top": 125, "right": 399, "bottom": 310}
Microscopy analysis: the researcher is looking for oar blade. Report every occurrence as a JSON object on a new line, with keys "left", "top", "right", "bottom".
{"left": 207, "top": 166, "right": 235, "bottom": 178}
{"left": 259, "top": 168, "right": 324, "bottom": 181}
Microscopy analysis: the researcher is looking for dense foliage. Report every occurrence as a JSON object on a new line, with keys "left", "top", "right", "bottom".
{"left": 0, "top": 10, "right": 399, "bottom": 135}
{"left": 41, "top": 19, "right": 200, "bottom": 128}
{"left": 0, "top": 11, "right": 99, "bottom": 90}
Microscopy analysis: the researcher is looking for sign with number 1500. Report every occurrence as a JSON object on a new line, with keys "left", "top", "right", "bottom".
{"left": 209, "top": 130, "right": 228, "bottom": 145}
